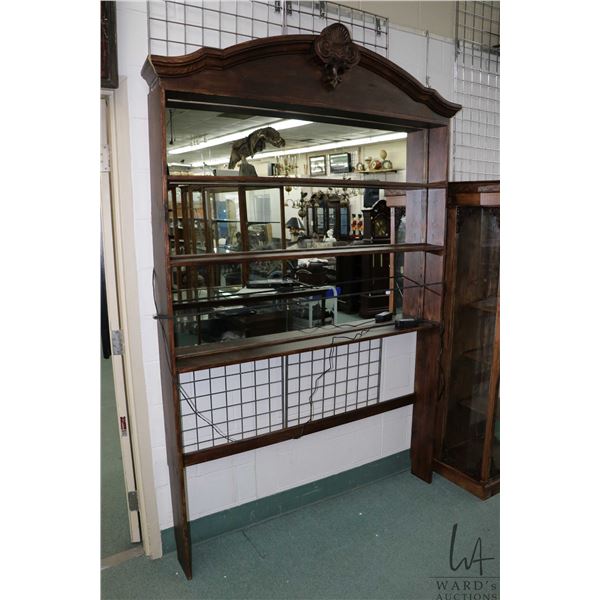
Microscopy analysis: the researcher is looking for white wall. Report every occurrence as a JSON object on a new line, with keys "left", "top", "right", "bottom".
{"left": 115, "top": 1, "right": 455, "bottom": 535}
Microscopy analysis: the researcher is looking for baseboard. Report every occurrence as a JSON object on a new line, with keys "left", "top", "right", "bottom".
{"left": 161, "top": 450, "right": 411, "bottom": 555}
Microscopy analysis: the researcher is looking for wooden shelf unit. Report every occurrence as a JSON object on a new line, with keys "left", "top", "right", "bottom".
{"left": 142, "top": 25, "right": 461, "bottom": 578}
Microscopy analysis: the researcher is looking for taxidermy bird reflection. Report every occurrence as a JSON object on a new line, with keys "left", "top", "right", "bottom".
{"left": 228, "top": 127, "right": 285, "bottom": 176}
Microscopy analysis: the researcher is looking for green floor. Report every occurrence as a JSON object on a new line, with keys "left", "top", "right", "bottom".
{"left": 101, "top": 354, "right": 137, "bottom": 558}
{"left": 101, "top": 470, "right": 499, "bottom": 599}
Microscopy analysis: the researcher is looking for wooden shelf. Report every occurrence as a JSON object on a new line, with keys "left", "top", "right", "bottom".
{"left": 169, "top": 242, "right": 443, "bottom": 267}
{"left": 176, "top": 320, "right": 438, "bottom": 373}
{"left": 168, "top": 175, "right": 446, "bottom": 190}
{"left": 448, "top": 180, "right": 500, "bottom": 207}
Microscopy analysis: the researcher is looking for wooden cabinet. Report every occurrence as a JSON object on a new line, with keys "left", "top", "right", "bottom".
{"left": 306, "top": 194, "right": 351, "bottom": 240}
{"left": 434, "top": 181, "right": 500, "bottom": 499}
{"left": 142, "top": 23, "right": 461, "bottom": 578}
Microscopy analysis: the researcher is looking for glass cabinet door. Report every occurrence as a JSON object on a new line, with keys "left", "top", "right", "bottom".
{"left": 441, "top": 207, "right": 500, "bottom": 481}
{"left": 168, "top": 186, "right": 207, "bottom": 256}
{"left": 245, "top": 188, "right": 284, "bottom": 251}
{"left": 205, "top": 189, "right": 242, "bottom": 253}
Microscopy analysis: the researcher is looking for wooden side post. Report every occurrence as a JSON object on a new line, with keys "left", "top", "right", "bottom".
{"left": 407, "top": 125, "right": 449, "bottom": 482}
{"left": 148, "top": 83, "right": 193, "bottom": 579}
{"left": 410, "top": 326, "right": 441, "bottom": 482}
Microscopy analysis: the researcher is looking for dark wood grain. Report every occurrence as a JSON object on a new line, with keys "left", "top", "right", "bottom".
{"left": 410, "top": 326, "right": 441, "bottom": 482}
{"left": 148, "top": 84, "right": 193, "bottom": 579}
{"left": 448, "top": 180, "right": 500, "bottom": 194}
{"left": 402, "top": 130, "right": 429, "bottom": 317}
{"left": 177, "top": 322, "right": 438, "bottom": 373}
{"left": 435, "top": 207, "right": 459, "bottom": 460}
{"left": 433, "top": 460, "right": 499, "bottom": 500}
{"left": 101, "top": 2, "right": 118, "bottom": 89}
{"left": 142, "top": 34, "right": 461, "bottom": 123}
{"left": 451, "top": 192, "right": 500, "bottom": 207}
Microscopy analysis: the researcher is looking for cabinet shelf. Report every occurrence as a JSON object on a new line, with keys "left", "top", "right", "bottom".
{"left": 168, "top": 175, "right": 446, "bottom": 190}
{"left": 169, "top": 242, "right": 443, "bottom": 267}
{"left": 175, "top": 320, "right": 438, "bottom": 372}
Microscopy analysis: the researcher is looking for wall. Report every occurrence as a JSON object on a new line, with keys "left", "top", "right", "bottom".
{"left": 245, "top": 139, "right": 407, "bottom": 179}
{"left": 341, "top": 1, "right": 456, "bottom": 39}
{"left": 115, "top": 1, "right": 458, "bottom": 538}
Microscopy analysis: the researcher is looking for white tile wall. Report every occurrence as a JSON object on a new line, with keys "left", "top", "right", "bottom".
{"left": 380, "top": 332, "right": 416, "bottom": 401}
{"left": 114, "top": 2, "right": 491, "bottom": 532}
{"left": 453, "top": 57, "right": 500, "bottom": 180}
{"left": 157, "top": 334, "right": 416, "bottom": 528}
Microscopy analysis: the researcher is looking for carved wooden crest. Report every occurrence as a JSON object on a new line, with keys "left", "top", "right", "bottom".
{"left": 314, "top": 23, "right": 360, "bottom": 89}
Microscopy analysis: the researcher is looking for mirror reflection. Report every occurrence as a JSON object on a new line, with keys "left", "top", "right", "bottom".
{"left": 165, "top": 106, "right": 420, "bottom": 350}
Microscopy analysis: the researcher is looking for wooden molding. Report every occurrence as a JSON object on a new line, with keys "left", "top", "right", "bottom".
{"left": 142, "top": 33, "right": 461, "bottom": 119}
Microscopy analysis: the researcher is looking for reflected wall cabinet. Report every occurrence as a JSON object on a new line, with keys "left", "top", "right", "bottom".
{"left": 434, "top": 182, "right": 500, "bottom": 499}
{"left": 142, "top": 24, "right": 461, "bottom": 578}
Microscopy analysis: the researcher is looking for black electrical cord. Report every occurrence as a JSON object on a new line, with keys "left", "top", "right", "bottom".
{"left": 153, "top": 269, "right": 409, "bottom": 445}
{"left": 152, "top": 268, "right": 236, "bottom": 443}
{"left": 296, "top": 326, "right": 373, "bottom": 438}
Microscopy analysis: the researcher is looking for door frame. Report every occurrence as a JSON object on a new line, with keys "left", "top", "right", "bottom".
{"left": 101, "top": 89, "right": 162, "bottom": 558}
{"left": 101, "top": 102, "right": 140, "bottom": 543}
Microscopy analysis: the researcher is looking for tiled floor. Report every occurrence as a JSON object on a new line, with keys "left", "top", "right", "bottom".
{"left": 101, "top": 471, "right": 499, "bottom": 599}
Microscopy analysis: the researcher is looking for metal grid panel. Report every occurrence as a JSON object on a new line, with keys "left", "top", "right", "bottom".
{"left": 180, "top": 357, "right": 284, "bottom": 451}
{"left": 286, "top": 339, "right": 381, "bottom": 425}
{"left": 179, "top": 337, "right": 383, "bottom": 453}
{"left": 453, "top": 1, "right": 500, "bottom": 181}
{"left": 148, "top": 0, "right": 389, "bottom": 57}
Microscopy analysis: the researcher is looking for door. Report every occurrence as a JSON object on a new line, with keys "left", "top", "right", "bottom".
{"left": 101, "top": 97, "right": 141, "bottom": 545}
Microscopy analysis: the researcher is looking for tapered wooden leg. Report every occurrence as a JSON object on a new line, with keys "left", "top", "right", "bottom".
{"left": 166, "top": 381, "right": 192, "bottom": 579}
{"left": 171, "top": 465, "right": 192, "bottom": 579}
{"left": 410, "top": 327, "right": 441, "bottom": 483}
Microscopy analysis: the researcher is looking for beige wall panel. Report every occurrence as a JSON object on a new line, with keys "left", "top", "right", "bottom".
{"left": 341, "top": 1, "right": 456, "bottom": 39}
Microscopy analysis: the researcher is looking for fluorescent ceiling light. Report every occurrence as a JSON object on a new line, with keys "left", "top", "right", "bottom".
{"left": 255, "top": 132, "right": 408, "bottom": 159}
{"left": 189, "top": 131, "right": 407, "bottom": 167}
{"left": 168, "top": 119, "right": 313, "bottom": 155}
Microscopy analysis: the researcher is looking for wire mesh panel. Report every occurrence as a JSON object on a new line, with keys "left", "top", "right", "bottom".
{"left": 453, "top": 1, "right": 500, "bottom": 181}
{"left": 179, "top": 337, "right": 383, "bottom": 453}
{"left": 180, "top": 357, "right": 285, "bottom": 451}
{"left": 286, "top": 339, "right": 381, "bottom": 425}
{"left": 148, "top": 0, "right": 389, "bottom": 56}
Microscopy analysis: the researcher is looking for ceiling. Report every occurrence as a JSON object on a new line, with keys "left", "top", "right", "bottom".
{"left": 165, "top": 108, "right": 402, "bottom": 167}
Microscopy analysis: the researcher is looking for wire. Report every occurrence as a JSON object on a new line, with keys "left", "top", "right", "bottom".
{"left": 152, "top": 268, "right": 412, "bottom": 446}
{"left": 178, "top": 382, "right": 236, "bottom": 443}
{"left": 152, "top": 268, "right": 237, "bottom": 444}
{"left": 296, "top": 326, "right": 373, "bottom": 438}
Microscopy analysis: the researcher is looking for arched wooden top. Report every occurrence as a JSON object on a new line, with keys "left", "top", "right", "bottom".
{"left": 142, "top": 24, "right": 461, "bottom": 126}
